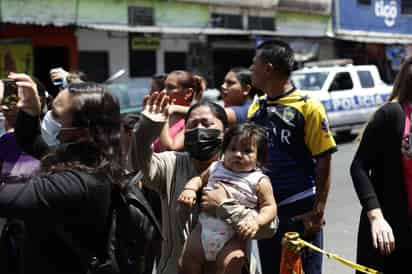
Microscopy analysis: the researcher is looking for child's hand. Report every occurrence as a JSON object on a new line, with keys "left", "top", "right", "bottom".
{"left": 178, "top": 189, "right": 197, "bottom": 207}
{"left": 237, "top": 216, "right": 259, "bottom": 239}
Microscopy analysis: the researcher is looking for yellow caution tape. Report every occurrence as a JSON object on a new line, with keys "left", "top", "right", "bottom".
{"left": 283, "top": 232, "right": 383, "bottom": 274}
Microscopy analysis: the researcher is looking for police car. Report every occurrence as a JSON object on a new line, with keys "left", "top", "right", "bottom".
{"left": 291, "top": 59, "right": 392, "bottom": 135}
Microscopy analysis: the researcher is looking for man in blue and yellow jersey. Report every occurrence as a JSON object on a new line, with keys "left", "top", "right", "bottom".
{"left": 248, "top": 40, "right": 337, "bottom": 274}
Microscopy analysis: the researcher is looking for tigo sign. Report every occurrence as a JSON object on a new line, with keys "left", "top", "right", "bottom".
{"left": 375, "top": 0, "right": 398, "bottom": 27}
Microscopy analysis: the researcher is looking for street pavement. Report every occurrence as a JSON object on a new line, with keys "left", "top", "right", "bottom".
{"left": 322, "top": 135, "right": 361, "bottom": 274}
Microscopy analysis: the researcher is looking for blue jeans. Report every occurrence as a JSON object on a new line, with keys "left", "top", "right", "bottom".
{"left": 258, "top": 196, "right": 323, "bottom": 274}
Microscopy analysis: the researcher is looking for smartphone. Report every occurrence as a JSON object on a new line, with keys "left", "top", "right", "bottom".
{"left": 50, "top": 67, "right": 66, "bottom": 87}
{"left": 1, "top": 79, "right": 19, "bottom": 108}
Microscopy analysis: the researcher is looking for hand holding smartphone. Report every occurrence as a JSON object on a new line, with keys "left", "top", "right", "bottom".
{"left": 6, "top": 73, "right": 41, "bottom": 116}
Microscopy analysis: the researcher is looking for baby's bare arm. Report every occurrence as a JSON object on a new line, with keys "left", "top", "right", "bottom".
{"left": 178, "top": 169, "right": 210, "bottom": 207}
{"left": 184, "top": 169, "right": 209, "bottom": 191}
{"left": 236, "top": 176, "right": 277, "bottom": 239}
{"left": 256, "top": 176, "right": 277, "bottom": 226}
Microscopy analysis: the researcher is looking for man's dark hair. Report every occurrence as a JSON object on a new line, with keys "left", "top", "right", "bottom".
{"left": 256, "top": 40, "right": 295, "bottom": 77}
{"left": 222, "top": 122, "right": 268, "bottom": 167}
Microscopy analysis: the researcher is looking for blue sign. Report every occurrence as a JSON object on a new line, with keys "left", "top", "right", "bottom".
{"left": 334, "top": 0, "right": 412, "bottom": 36}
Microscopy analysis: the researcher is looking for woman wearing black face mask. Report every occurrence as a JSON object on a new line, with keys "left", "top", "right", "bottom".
{"left": 130, "top": 92, "right": 277, "bottom": 274}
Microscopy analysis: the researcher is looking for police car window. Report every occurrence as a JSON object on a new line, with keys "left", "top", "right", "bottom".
{"left": 291, "top": 72, "right": 328, "bottom": 91}
{"left": 329, "top": 72, "right": 353, "bottom": 92}
{"left": 357, "top": 70, "right": 375, "bottom": 88}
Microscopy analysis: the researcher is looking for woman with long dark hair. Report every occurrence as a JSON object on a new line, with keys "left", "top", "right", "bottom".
{"left": 351, "top": 57, "right": 412, "bottom": 273}
{"left": 0, "top": 73, "right": 122, "bottom": 274}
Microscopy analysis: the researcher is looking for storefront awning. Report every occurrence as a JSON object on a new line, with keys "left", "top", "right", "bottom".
{"left": 79, "top": 23, "right": 326, "bottom": 38}
{"left": 333, "top": 29, "right": 412, "bottom": 45}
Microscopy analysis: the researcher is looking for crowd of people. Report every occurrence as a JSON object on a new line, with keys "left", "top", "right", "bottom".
{"left": 0, "top": 39, "right": 410, "bottom": 274}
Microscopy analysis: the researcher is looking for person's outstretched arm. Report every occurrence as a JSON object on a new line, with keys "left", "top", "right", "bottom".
{"left": 9, "top": 73, "right": 49, "bottom": 159}
{"left": 129, "top": 92, "right": 174, "bottom": 193}
{"left": 295, "top": 99, "right": 337, "bottom": 235}
{"left": 158, "top": 119, "right": 185, "bottom": 151}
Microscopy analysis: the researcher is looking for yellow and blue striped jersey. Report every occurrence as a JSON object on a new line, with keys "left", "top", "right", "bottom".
{"left": 248, "top": 88, "right": 337, "bottom": 202}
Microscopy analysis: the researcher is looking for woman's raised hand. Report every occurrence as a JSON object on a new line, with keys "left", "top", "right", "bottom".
{"left": 8, "top": 73, "right": 41, "bottom": 116}
{"left": 142, "top": 91, "right": 170, "bottom": 123}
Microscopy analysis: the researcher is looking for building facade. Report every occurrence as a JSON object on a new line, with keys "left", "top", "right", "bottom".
{"left": 333, "top": 0, "right": 412, "bottom": 83}
{"left": 0, "top": 0, "right": 334, "bottom": 88}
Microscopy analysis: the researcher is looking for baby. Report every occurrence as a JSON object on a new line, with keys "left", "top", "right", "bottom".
{"left": 178, "top": 122, "right": 277, "bottom": 274}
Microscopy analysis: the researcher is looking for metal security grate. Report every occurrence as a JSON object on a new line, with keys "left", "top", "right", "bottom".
{"left": 248, "top": 16, "right": 276, "bottom": 31}
{"left": 211, "top": 13, "right": 243, "bottom": 29}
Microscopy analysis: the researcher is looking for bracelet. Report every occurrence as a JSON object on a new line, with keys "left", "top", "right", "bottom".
{"left": 183, "top": 187, "right": 198, "bottom": 192}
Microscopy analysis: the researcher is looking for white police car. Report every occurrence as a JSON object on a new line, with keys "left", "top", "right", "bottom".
{"left": 291, "top": 59, "right": 392, "bottom": 135}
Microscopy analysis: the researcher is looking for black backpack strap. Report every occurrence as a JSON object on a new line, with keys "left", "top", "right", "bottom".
{"left": 56, "top": 220, "right": 118, "bottom": 274}
{"left": 55, "top": 171, "right": 116, "bottom": 274}
{"left": 121, "top": 171, "right": 163, "bottom": 239}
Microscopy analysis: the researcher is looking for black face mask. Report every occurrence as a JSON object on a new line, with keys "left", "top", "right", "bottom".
{"left": 184, "top": 128, "right": 223, "bottom": 161}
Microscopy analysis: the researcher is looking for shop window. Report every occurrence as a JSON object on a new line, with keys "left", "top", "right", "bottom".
{"left": 357, "top": 71, "right": 375, "bottom": 88}
{"left": 79, "top": 51, "right": 109, "bottom": 83}
{"left": 329, "top": 72, "right": 354, "bottom": 92}
{"left": 248, "top": 16, "right": 276, "bottom": 31}
{"left": 402, "top": 1, "right": 412, "bottom": 14}
{"left": 211, "top": 13, "right": 243, "bottom": 29}
{"left": 165, "top": 52, "right": 187, "bottom": 73}
{"left": 128, "top": 6, "right": 154, "bottom": 26}
{"left": 129, "top": 50, "right": 156, "bottom": 77}
{"left": 357, "top": 0, "right": 371, "bottom": 5}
